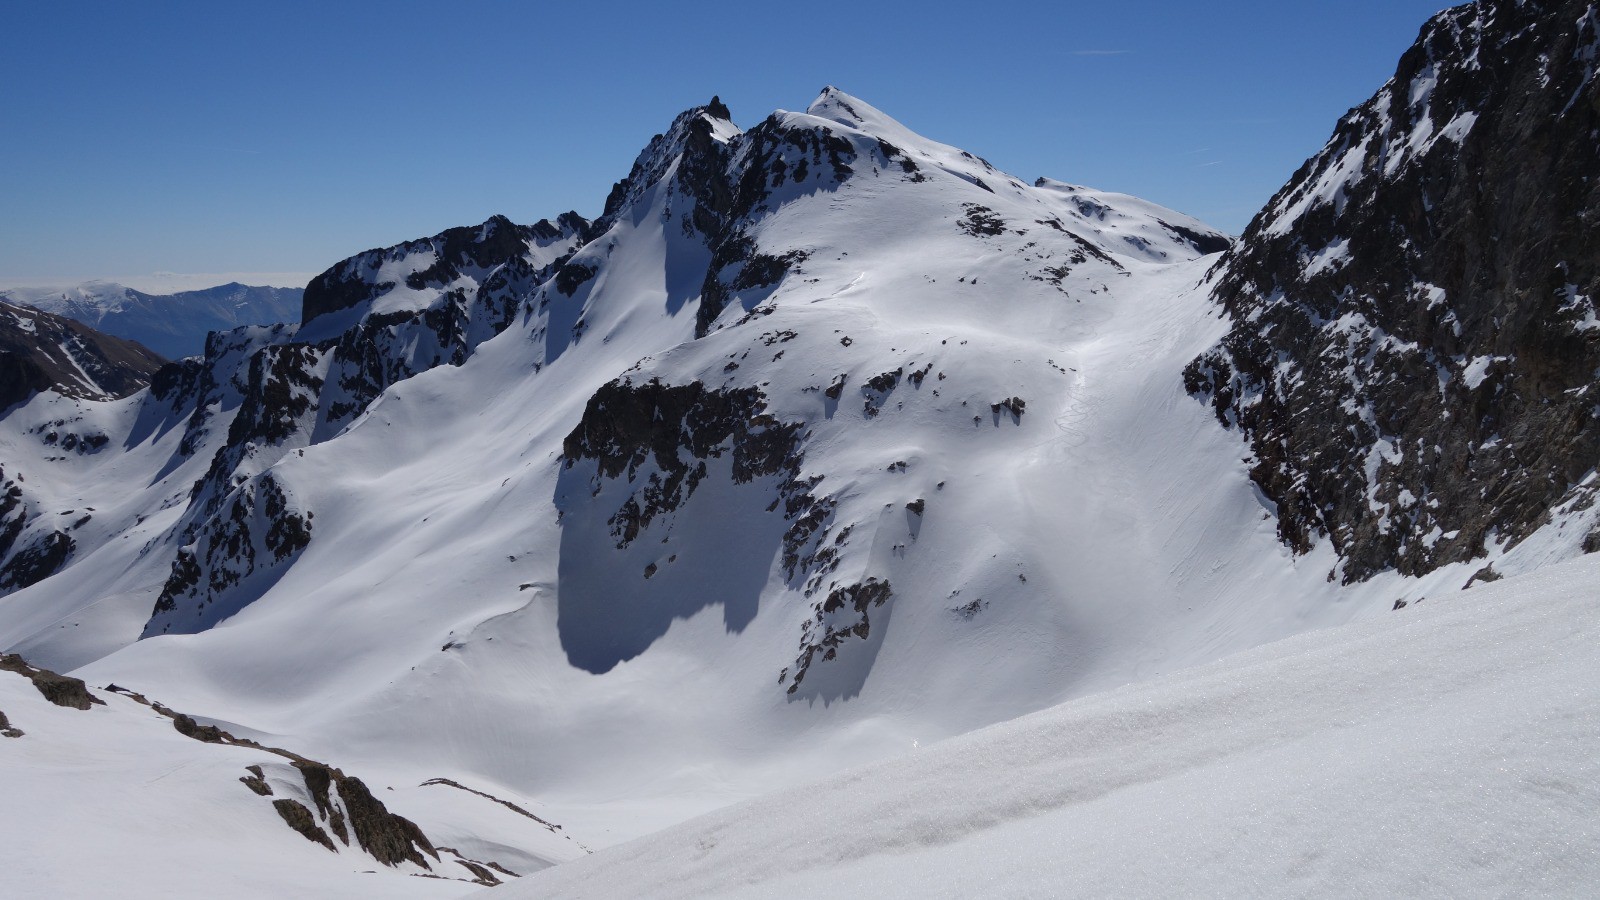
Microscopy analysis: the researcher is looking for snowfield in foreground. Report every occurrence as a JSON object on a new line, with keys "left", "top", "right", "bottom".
{"left": 495, "top": 553, "right": 1600, "bottom": 899}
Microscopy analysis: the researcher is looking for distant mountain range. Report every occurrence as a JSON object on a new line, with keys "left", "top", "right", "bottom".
{"left": 0, "top": 280, "right": 302, "bottom": 360}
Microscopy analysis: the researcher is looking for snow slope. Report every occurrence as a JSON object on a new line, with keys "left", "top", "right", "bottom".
{"left": 494, "top": 551, "right": 1600, "bottom": 899}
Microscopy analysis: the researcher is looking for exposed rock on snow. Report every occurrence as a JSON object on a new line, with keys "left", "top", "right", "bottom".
{"left": 1, "top": 652, "right": 103, "bottom": 709}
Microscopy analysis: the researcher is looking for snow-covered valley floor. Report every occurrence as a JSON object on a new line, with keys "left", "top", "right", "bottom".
{"left": 497, "top": 552, "right": 1600, "bottom": 898}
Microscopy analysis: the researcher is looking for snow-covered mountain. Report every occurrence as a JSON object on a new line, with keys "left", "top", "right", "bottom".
{"left": 2, "top": 281, "right": 302, "bottom": 360}
{"left": 2, "top": 88, "right": 1313, "bottom": 860}
{"left": 2, "top": 1, "right": 1599, "bottom": 891}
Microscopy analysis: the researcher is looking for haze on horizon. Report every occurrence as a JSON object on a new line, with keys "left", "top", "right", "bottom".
{"left": 3, "top": 0, "right": 1452, "bottom": 287}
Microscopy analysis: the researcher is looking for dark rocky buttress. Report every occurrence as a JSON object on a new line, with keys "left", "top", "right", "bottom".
{"left": 1187, "top": 0, "right": 1600, "bottom": 581}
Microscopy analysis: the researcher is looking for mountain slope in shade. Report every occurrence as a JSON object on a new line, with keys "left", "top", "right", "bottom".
{"left": 3, "top": 281, "right": 302, "bottom": 360}
{"left": 491, "top": 552, "right": 1600, "bottom": 900}
{"left": 1187, "top": 0, "right": 1600, "bottom": 583}
{"left": 0, "top": 299, "right": 165, "bottom": 410}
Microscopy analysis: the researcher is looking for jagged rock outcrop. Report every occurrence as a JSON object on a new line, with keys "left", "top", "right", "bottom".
{"left": 0, "top": 299, "right": 166, "bottom": 412}
{"left": 783, "top": 578, "right": 893, "bottom": 694}
{"left": 0, "top": 465, "right": 76, "bottom": 593}
{"left": 561, "top": 379, "right": 807, "bottom": 548}
{"left": 1187, "top": 0, "right": 1600, "bottom": 580}
{"left": 302, "top": 213, "right": 585, "bottom": 325}
{"left": 147, "top": 471, "right": 311, "bottom": 635}
{"left": 94, "top": 681, "right": 455, "bottom": 872}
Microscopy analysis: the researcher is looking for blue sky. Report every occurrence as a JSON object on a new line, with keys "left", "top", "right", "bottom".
{"left": 2, "top": 1, "right": 1453, "bottom": 284}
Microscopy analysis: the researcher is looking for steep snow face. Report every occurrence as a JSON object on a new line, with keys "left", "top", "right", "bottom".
{"left": 1188, "top": 0, "right": 1600, "bottom": 582}
{"left": 493, "top": 552, "right": 1600, "bottom": 900}
{"left": 0, "top": 88, "right": 1472, "bottom": 857}
{"left": 2, "top": 281, "right": 302, "bottom": 360}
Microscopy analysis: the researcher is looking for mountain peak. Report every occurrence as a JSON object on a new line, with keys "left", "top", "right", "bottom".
{"left": 796, "top": 86, "right": 934, "bottom": 157}
{"left": 805, "top": 86, "right": 889, "bottom": 128}
{"left": 596, "top": 99, "right": 742, "bottom": 229}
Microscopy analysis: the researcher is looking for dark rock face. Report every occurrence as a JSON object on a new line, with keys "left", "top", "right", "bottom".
{"left": 0, "top": 299, "right": 166, "bottom": 412}
{"left": 333, "top": 772, "right": 438, "bottom": 868}
{"left": 184, "top": 342, "right": 325, "bottom": 525}
{"left": 284, "top": 759, "right": 437, "bottom": 868}
{"left": 596, "top": 102, "right": 737, "bottom": 238}
{"left": 240, "top": 765, "right": 272, "bottom": 796}
{"left": 273, "top": 799, "right": 337, "bottom": 852}
{"left": 556, "top": 379, "right": 811, "bottom": 672}
{"left": 562, "top": 378, "right": 806, "bottom": 548}
{"left": 307, "top": 214, "right": 585, "bottom": 433}
{"left": 172, "top": 712, "right": 227, "bottom": 743}
{"left": 0, "top": 708, "right": 21, "bottom": 738}
{"left": 784, "top": 578, "right": 892, "bottom": 694}
{"left": 1187, "top": 0, "right": 1600, "bottom": 581}
{"left": 0, "top": 529, "right": 74, "bottom": 592}
{"left": 694, "top": 112, "right": 875, "bottom": 336}
{"left": 559, "top": 372, "right": 901, "bottom": 695}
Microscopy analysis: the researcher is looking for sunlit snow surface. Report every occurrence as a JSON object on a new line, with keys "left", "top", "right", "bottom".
{"left": 496, "top": 553, "right": 1600, "bottom": 899}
